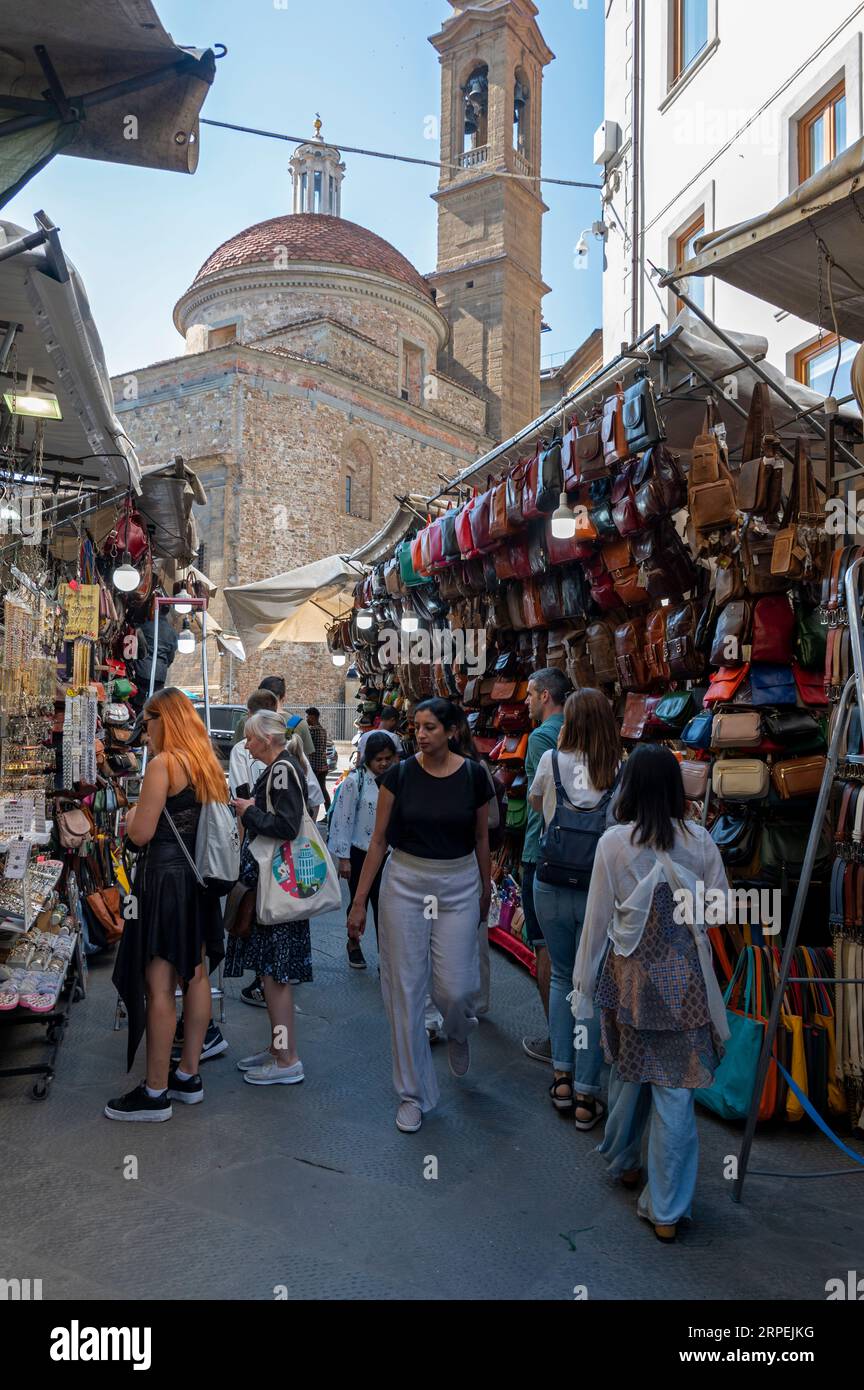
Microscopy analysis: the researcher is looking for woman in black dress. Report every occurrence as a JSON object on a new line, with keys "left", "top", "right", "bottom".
{"left": 225, "top": 710, "right": 313, "bottom": 1087}
{"left": 107, "top": 687, "right": 227, "bottom": 1121}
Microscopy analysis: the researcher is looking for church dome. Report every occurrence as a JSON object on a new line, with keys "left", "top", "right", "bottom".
{"left": 192, "top": 213, "right": 432, "bottom": 302}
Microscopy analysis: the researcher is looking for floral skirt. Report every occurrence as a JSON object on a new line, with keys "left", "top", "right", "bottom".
{"left": 224, "top": 919, "right": 313, "bottom": 985}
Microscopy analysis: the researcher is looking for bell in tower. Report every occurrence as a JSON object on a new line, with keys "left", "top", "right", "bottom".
{"left": 289, "top": 116, "right": 346, "bottom": 216}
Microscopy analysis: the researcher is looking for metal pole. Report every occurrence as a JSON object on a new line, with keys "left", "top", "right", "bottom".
{"left": 660, "top": 271, "right": 862, "bottom": 474}
{"left": 201, "top": 606, "right": 211, "bottom": 736}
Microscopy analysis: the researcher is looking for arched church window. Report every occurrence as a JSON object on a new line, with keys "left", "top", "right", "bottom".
{"left": 514, "top": 73, "right": 530, "bottom": 155}
{"left": 342, "top": 440, "right": 373, "bottom": 520}
{"left": 462, "top": 65, "right": 488, "bottom": 153}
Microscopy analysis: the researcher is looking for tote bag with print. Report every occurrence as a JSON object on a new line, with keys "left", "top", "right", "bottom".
{"left": 250, "top": 761, "right": 342, "bottom": 925}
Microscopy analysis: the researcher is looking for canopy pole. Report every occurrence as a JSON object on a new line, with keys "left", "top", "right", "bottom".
{"left": 658, "top": 269, "right": 862, "bottom": 474}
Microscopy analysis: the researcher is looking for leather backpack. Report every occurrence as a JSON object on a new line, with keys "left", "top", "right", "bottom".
{"left": 615, "top": 616, "right": 650, "bottom": 690}
{"left": 572, "top": 410, "right": 607, "bottom": 481}
{"left": 603, "top": 535, "right": 650, "bottom": 607}
{"left": 633, "top": 445, "right": 687, "bottom": 523}
{"left": 538, "top": 572, "right": 565, "bottom": 625}
{"left": 710, "top": 599, "right": 751, "bottom": 668}
{"left": 622, "top": 373, "right": 665, "bottom": 454}
{"left": 488, "top": 479, "right": 518, "bottom": 545}
{"left": 586, "top": 619, "right": 618, "bottom": 684}
{"left": 633, "top": 521, "right": 696, "bottom": 599}
{"left": 611, "top": 461, "right": 641, "bottom": 536}
{"left": 665, "top": 600, "right": 707, "bottom": 678}
{"left": 469, "top": 490, "right": 496, "bottom": 555}
{"left": 522, "top": 579, "right": 546, "bottom": 629}
{"left": 737, "top": 382, "right": 783, "bottom": 519}
{"left": 537, "top": 438, "right": 563, "bottom": 513}
{"left": 688, "top": 402, "right": 737, "bottom": 530}
{"left": 751, "top": 593, "right": 795, "bottom": 664}
{"left": 645, "top": 606, "right": 671, "bottom": 683}
{"left": 520, "top": 450, "right": 543, "bottom": 521}
{"left": 602, "top": 383, "right": 628, "bottom": 467}
{"left": 560, "top": 566, "right": 589, "bottom": 620}
{"left": 506, "top": 460, "right": 529, "bottom": 529}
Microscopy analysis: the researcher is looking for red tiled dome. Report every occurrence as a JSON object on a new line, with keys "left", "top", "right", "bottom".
{"left": 193, "top": 213, "right": 432, "bottom": 300}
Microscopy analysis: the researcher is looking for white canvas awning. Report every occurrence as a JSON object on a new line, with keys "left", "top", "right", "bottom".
{"left": 0, "top": 0, "right": 216, "bottom": 205}
{"left": 665, "top": 137, "right": 864, "bottom": 341}
{"left": 224, "top": 555, "right": 360, "bottom": 653}
{"left": 348, "top": 496, "right": 429, "bottom": 566}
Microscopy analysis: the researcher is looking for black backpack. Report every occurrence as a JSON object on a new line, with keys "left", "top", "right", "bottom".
{"left": 536, "top": 753, "right": 617, "bottom": 890}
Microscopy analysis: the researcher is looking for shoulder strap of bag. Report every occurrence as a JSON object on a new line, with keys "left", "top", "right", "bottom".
{"left": 162, "top": 808, "right": 206, "bottom": 887}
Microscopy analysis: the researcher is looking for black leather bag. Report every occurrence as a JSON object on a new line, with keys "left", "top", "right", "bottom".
{"left": 710, "top": 812, "right": 759, "bottom": 866}
{"left": 622, "top": 374, "right": 665, "bottom": 454}
{"left": 537, "top": 438, "right": 563, "bottom": 514}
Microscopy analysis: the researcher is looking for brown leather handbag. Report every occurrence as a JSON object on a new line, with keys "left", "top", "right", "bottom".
{"left": 621, "top": 692, "right": 663, "bottom": 740}
{"left": 771, "top": 756, "right": 826, "bottom": 799}
{"left": 615, "top": 617, "right": 650, "bottom": 690}
{"left": 506, "top": 459, "right": 530, "bottom": 528}
{"left": 611, "top": 461, "right": 641, "bottom": 536}
{"left": 688, "top": 403, "right": 737, "bottom": 529}
{"left": 633, "top": 445, "right": 687, "bottom": 523}
{"left": 566, "top": 632, "right": 595, "bottom": 688}
{"left": 586, "top": 620, "right": 618, "bottom": 684}
{"left": 506, "top": 584, "right": 526, "bottom": 629}
{"left": 771, "top": 438, "right": 826, "bottom": 579}
{"left": 665, "top": 601, "right": 707, "bottom": 678}
{"left": 538, "top": 572, "right": 565, "bottom": 624}
{"left": 604, "top": 536, "right": 650, "bottom": 607}
{"left": 572, "top": 410, "right": 607, "bottom": 481}
{"left": 645, "top": 606, "right": 670, "bottom": 683}
{"left": 714, "top": 554, "right": 746, "bottom": 605}
{"left": 522, "top": 579, "right": 545, "bottom": 628}
{"left": 602, "top": 383, "right": 628, "bottom": 467}
{"left": 488, "top": 478, "right": 519, "bottom": 545}
{"left": 737, "top": 382, "right": 783, "bottom": 519}
{"left": 710, "top": 599, "right": 751, "bottom": 667}
{"left": 741, "top": 528, "right": 787, "bottom": 594}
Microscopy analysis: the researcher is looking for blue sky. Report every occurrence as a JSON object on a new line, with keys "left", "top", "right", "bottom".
{"left": 4, "top": 0, "right": 604, "bottom": 377}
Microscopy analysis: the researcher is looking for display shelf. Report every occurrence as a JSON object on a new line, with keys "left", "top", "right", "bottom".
{"left": 0, "top": 930, "right": 83, "bottom": 1100}
{"left": 489, "top": 924, "right": 537, "bottom": 977}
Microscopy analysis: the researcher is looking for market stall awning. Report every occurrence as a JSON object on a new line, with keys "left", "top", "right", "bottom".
{"left": 224, "top": 555, "right": 359, "bottom": 653}
{"left": 349, "top": 496, "right": 431, "bottom": 567}
{"left": 49, "top": 457, "right": 206, "bottom": 566}
{"left": 0, "top": 213, "right": 140, "bottom": 487}
{"left": 0, "top": 0, "right": 217, "bottom": 206}
{"left": 664, "top": 137, "right": 864, "bottom": 341}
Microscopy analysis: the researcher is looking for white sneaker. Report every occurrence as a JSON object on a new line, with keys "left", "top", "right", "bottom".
{"left": 236, "top": 1049, "right": 276, "bottom": 1072}
{"left": 243, "top": 1059, "right": 305, "bottom": 1086}
{"left": 396, "top": 1101, "right": 422, "bottom": 1132}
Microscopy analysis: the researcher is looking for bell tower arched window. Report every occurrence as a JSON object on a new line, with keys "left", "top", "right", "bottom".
{"left": 462, "top": 65, "right": 489, "bottom": 153}
{"left": 514, "top": 72, "right": 530, "bottom": 156}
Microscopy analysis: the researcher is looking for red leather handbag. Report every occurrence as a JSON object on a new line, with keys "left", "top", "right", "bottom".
{"left": 751, "top": 594, "right": 795, "bottom": 664}
{"left": 545, "top": 519, "right": 596, "bottom": 566}
{"left": 520, "top": 451, "right": 542, "bottom": 521}
{"left": 507, "top": 537, "right": 533, "bottom": 580}
{"left": 589, "top": 571, "right": 619, "bottom": 612}
{"left": 426, "top": 518, "right": 446, "bottom": 572}
{"left": 492, "top": 704, "right": 530, "bottom": 733}
{"left": 792, "top": 661, "right": 829, "bottom": 708}
{"left": 456, "top": 499, "right": 479, "bottom": 560}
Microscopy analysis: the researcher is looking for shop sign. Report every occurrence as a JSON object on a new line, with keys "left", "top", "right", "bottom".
{"left": 60, "top": 584, "right": 100, "bottom": 641}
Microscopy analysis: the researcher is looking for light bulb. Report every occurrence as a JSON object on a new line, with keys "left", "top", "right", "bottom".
{"left": 356, "top": 609, "right": 374, "bottom": 630}
{"left": 112, "top": 555, "right": 140, "bottom": 592}
{"left": 332, "top": 653, "right": 347, "bottom": 667}
{"left": 177, "top": 628, "right": 196, "bottom": 655}
{"left": 174, "top": 588, "right": 193, "bottom": 615}
{"left": 550, "top": 492, "right": 576, "bottom": 539}
{"left": 401, "top": 615, "right": 419, "bottom": 633}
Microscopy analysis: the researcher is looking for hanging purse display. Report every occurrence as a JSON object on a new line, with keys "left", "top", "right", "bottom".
{"left": 763, "top": 709, "right": 822, "bottom": 745}
{"left": 704, "top": 664, "right": 750, "bottom": 705}
{"left": 771, "top": 756, "right": 826, "bottom": 799}
{"left": 611, "top": 461, "right": 642, "bottom": 537}
{"left": 614, "top": 617, "right": 650, "bottom": 691}
{"left": 488, "top": 478, "right": 518, "bottom": 545}
{"left": 572, "top": 409, "right": 607, "bottom": 482}
{"left": 633, "top": 445, "right": 686, "bottom": 523}
{"left": 469, "top": 491, "right": 496, "bottom": 555}
{"left": 506, "top": 460, "right": 529, "bottom": 528}
{"left": 520, "top": 450, "right": 543, "bottom": 521}
{"left": 710, "top": 711, "right": 763, "bottom": 749}
{"left": 654, "top": 690, "right": 695, "bottom": 729}
{"left": 737, "top": 382, "right": 784, "bottom": 520}
{"left": 792, "top": 660, "right": 829, "bottom": 708}
{"left": 536, "top": 437, "right": 563, "bottom": 514}
{"left": 622, "top": 373, "right": 666, "bottom": 454}
{"left": 645, "top": 606, "right": 670, "bottom": 683}
{"left": 770, "top": 438, "right": 827, "bottom": 579}
{"left": 687, "top": 402, "right": 738, "bottom": 530}
{"left": 740, "top": 526, "right": 787, "bottom": 594}
{"left": 713, "top": 554, "right": 747, "bottom": 606}
{"left": 750, "top": 593, "right": 795, "bottom": 664}
{"left": 681, "top": 710, "right": 713, "bottom": 748}
{"left": 710, "top": 599, "right": 751, "bottom": 668}
{"left": 712, "top": 758, "right": 770, "bottom": 800}
{"left": 601, "top": 382, "right": 628, "bottom": 467}
{"left": 545, "top": 520, "right": 595, "bottom": 566}
{"left": 620, "top": 693, "right": 664, "bottom": 740}
{"left": 456, "top": 498, "right": 480, "bottom": 560}
{"left": 680, "top": 759, "right": 710, "bottom": 800}
{"left": 749, "top": 663, "right": 797, "bottom": 707}
{"left": 664, "top": 600, "right": 707, "bottom": 679}
{"left": 586, "top": 620, "right": 618, "bottom": 684}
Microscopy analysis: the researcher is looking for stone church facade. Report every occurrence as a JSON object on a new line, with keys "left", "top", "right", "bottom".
{"left": 112, "top": 0, "right": 553, "bottom": 704}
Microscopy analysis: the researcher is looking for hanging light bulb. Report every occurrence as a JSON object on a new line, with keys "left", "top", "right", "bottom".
{"left": 550, "top": 492, "right": 576, "bottom": 539}
{"left": 177, "top": 619, "right": 196, "bottom": 655}
{"left": 174, "top": 587, "right": 193, "bottom": 615}
{"left": 112, "top": 551, "right": 140, "bottom": 592}
{"left": 332, "top": 653, "right": 347, "bottom": 667}
{"left": 356, "top": 609, "right": 374, "bottom": 630}
{"left": 401, "top": 614, "right": 419, "bottom": 633}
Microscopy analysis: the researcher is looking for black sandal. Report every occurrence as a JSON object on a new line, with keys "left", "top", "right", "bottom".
{"left": 549, "top": 1076, "right": 574, "bottom": 1112}
{"left": 573, "top": 1095, "right": 606, "bottom": 1131}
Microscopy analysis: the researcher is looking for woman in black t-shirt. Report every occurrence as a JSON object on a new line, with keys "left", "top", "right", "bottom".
{"left": 347, "top": 698, "right": 493, "bottom": 1133}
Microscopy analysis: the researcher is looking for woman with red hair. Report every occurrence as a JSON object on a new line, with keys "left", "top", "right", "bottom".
{"left": 106, "top": 687, "right": 227, "bottom": 1122}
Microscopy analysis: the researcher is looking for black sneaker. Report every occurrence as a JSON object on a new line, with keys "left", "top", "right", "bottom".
{"left": 241, "top": 980, "right": 267, "bottom": 1008}
{"left": 104, "top": 1082, "right": 172, "bottom": 1123}
{"left": 171, "top": 1022, "right": 228, "bottom": 1066}
{"left": 347, "top": 940, "right": 367, "bottom": 970}
{"left": 167, "top": 1068, "right": 204, "bottom": 1105}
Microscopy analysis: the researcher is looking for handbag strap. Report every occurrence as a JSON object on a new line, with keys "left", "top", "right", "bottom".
{"left": 162, "top": 808, "right": 206, "bottom": 887}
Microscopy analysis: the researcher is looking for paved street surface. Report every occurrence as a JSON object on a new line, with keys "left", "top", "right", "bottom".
{"left": 0, "top": 893, "right": 861, "bottom": 1302}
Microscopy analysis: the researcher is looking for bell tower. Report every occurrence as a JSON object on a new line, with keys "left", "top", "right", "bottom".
{"left": 429, "top": 1, "right": 553, "bottom": 442}
{"left": 290, "top": 116, "right": 346, "bottom": 216}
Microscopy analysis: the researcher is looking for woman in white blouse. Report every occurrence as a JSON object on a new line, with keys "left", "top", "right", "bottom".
{"left": 328, "top": 732, "right": 398, "bottom": 970}
{"left": 571, "top": 744, "right": 731, "bottom": 1244}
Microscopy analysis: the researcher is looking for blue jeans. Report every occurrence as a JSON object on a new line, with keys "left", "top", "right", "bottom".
{"left": 597, "top": 1068, "right": 699, "bottom": 1226}
{"left": 532, "top": 877, "right": 603, "bottom": 1093}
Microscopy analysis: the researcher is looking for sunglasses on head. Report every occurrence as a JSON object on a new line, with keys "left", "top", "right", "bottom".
{"left": 142, "top": 714, "right": 161, "bottom": 728}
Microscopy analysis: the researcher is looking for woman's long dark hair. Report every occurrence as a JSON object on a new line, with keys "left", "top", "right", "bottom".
{"left": 414, "top": 698, "right": 463, "bottom": 753}
{"left": 614, "top": 745, "right": 688, "bottom": 851}
{"left": 558, "top": 688, "right": 621, "bottom": 790}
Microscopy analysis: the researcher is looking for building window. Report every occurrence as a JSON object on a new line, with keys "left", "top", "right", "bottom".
{"left": 795, "top": 332, "right": 857, "bottom": 399}
{"left": 209, "top": 323, "right": 238, "bottom": 349}
{"left": 672, "top": 0, "right": 709, "bottom": 83}
{"left": 513, "top": 73, "right": 530, "bottom": 155}
{"left": 400, "top": 342, "right": 424, "bottom": 404}
{"left": 343, "top": 440, "right": 373, "bottom": 520}
{"left": 798, "top": 81, "right": 847, "bottom": 182}
{"left": 675, "top": 212, "right": 705, "bottom": 311}
{"left": 313, "top": 170, "right": 322, "bottom": 213}
{"left": 300, "top": 171, "right": 308, "bottom": 210}
{"left": 462, "top": 65, "right": 489, "bottom": 153}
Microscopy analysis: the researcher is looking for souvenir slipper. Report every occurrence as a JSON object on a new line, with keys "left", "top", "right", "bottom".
{"left": 0, "top": 979, "right": 20, "bottom": 1010}
{"left": 23, "top": 990, "right": 56, "bottom": 1014}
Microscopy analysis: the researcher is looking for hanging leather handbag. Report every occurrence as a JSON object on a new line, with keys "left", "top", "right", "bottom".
{"left": 771, "top": 438, "right": 826, "bottom": 578}
{"left": 602, "top": 383, "right": 628, "bottom": 467}
{"left": 527, "top": 526, "right": 548, "bottom": 577}
{"left": 682, "top": 710, "right": 713, "bottom": 749}
{"left": 384, "top": 556, "right": 403, "bottom": 597}
{"left": 611, "top": 461, "right": 642, "bottom": 536}
{"left": 507, "top": 537, "right": 534, "bottom": 580}
{"left": 688, "top": 403, "right": 737, "bottom": 529}
{"left": 561, "top": 424, "right": 581, "bottom": 493}
{"left": 521, "top": 579, "right": 546, "bottom": 628}
{"left": 749, "top": 663, "right": 797, "bottom": 707}
{"left": 520, "top": 450, "right": 543, "bottom": 521}
{"left": 741, "top": 528, "right": 787, "bottom": 594}
{"left": 492, "top": 703, "right": 531, "bottom": 733}
{"left": 602, "top": 535, "right": 649, "bottom": 607}
{"left": 586, "top": 619, "right": 618, "bottom": 684}
{"left": 565, "top": 631, "right": 594, "bottom": 688}
{"left": 620, "top": 693, "right": 662, "bottom": 740}
{"left": 710, "top": 711, "right": 763, "bottom": 749}
{"left": 538, "top": 572, "right": 565, "bottom": 624}
{"left": 645, "top": 606, "right": 670, "bottom": 683}
{"left": 633, "top": 445, "right": 686, "bottom": 523}
{"left": 488, "top": 479, "right": 518, "bottom": 544}
{"left": 560, "top": 567, "right": 589, "bottom": 620}
{"left": 615, "top": 617, "right": 650, "bottom": 690}
{"left": 495, "top": 733, "right": 530, "bottom": 763}
{"left": 654, "top": 690, "right": 695, "bottom": 729}
{"left": 794, "top": 598, "right": 827, "bottom": 671}
{"left": 792, "top": 661, "right": 829, "bottom": 708}
{"left": 680, "top": 759, "right": 710, "bottom": 800}
{"left": 712, "top": 758, "right": 770, "bottom": 800}
{"left": 771, "top": 756, "right": 826, "bottom": 799}
{"left": 545, "top": 517, "right": 596, "bottom": 565}
{"left": 634, "top": 521, "right": 697, "bottom": 599}
{"left": 710, "top": 599, "right": 751, "bottom": 667}
{"left": 456, "top": 498, "right": 480, "bottom": 560}
{"left": 737, "top": 382, "right": 784, "bottom": 520}
{"left": 440, "top": 509, "right": 462, "bottom": 566}
{"left": 589, "top": 570, "right": 619, "bottom": 612}
{"left": 711, "top": 812, "right": 760, "bottom": 865}
{"left": 506, "top": 460, "right": 529, "bottom": 528}
{"left": 703, "top": 664, "right": 750, "bottom": 705}
{"left": 664, "top": 600, "right": 707, "bottom": 679}
{"left": 506, "top": 583, "right": 526, "bottom": 630}
{"left": 536, "top": 438, "right": 563, "bottom": 513}
{"left": 573, "top": 410, "right": 607, "bottom": 482}
{"left": 469, "top": 491, "right": 496, "bottom": 555}
{"left": 751, "top": 594, "right": 795, "bottom": 664}
{"left": 763, "top": 709, "right": 821, "bottom": 745}
{"left": 714, "top": 554, "right": 747, "bottom": 607}
{"left": 437, "top": 569, "right": 462, "bottom": 603}
{"left": 622, "top": 373, "right": 666, "bottom": 454}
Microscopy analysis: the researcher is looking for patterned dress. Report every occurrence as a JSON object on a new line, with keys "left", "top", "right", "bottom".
{"left": 594, "top": 880, "right": 724, "bottom": 1089}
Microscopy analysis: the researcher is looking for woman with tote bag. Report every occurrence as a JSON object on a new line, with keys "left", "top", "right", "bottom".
{"left": 227, "top": 710, "right": 338, "bottom": 1087}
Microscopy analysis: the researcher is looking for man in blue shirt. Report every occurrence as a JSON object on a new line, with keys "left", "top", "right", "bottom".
{"left": 521, "top": 668, "right": 570, "bottom": 1065}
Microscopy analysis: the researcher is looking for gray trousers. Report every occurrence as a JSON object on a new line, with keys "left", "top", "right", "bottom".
{"left": 379, "top": 849, "right": 482, "bottom": 1112}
